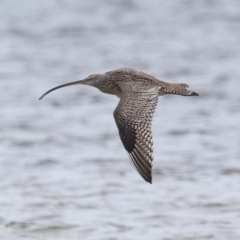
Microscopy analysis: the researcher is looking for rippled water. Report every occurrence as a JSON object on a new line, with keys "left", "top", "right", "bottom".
{"left": 1, "top": 0, "right": 240, "bottom": 239}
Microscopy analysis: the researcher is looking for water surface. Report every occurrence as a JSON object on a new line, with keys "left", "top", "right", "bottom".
{"left": 0, "top": 0, "right": 240, "bottom": 239}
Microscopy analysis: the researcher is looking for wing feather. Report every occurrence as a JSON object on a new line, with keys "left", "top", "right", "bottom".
{"left": 113, "top": 81, "right": 159, "bottom": 183}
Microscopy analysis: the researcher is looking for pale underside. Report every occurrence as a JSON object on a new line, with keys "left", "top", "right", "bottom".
{"left": 113, "top": 80, "right": 160, "bottom": 183}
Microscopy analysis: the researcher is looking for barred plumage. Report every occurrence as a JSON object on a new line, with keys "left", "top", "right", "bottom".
{"left": 39, "top": 68, "right": 199, "bottom": 183}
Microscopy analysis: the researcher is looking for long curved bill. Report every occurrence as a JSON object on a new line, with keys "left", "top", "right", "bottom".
{"left": 39, "top": 80, "right": 85, "bottom": 100}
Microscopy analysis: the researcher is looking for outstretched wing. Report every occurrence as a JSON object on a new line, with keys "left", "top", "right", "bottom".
{"left": 113, "top": 81, "right": 159, "bottom": 183}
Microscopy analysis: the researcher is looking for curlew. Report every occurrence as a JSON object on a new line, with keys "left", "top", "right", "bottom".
{"left": 39, "top": 68, "right": 199, "bottom": 183}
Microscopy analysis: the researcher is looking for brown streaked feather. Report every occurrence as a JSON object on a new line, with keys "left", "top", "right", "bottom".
{"left": 160, "top": 83, "right": 199, "bottom": 96}
{"left": 113, "top": 81, "right": 159, "bottom": 183}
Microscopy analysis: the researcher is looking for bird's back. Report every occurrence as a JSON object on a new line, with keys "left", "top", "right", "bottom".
{"left": 105, "top": 68, "right": 165, "bottom": 90}
{"left": 109, "top": 68, "right": 199, "bottom": 96}
{"left": 106, "top": 68, "right": 157, "bottom": 81}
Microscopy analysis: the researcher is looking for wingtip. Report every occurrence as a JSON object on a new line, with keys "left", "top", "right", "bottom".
{"left": 146, "top": 177, "right": 152, "bottom": 184}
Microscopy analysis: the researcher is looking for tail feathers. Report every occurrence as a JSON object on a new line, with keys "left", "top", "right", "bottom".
{"left": 190, "top": 91, "right": 199, "bottom": 96}
{"left": 162, "top": 83, "right": 199, "bottom": 96}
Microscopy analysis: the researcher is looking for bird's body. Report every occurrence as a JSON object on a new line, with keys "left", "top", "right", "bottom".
{"left": 39, "top": 68, "right": 199, "bottom": 183}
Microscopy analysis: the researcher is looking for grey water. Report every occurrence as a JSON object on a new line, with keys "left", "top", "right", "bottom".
{"left": 0, "top": 0, "right": 240, "bottom": 239}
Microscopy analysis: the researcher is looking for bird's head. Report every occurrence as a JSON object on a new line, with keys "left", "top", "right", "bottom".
{"left": 39, "top": 73, "right": 103, "bottom": 100}
{"left": 82, "top": 74, "right": 103, "bottom": 86}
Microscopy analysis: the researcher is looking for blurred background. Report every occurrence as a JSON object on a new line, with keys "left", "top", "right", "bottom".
{"left": 0, "top": 0, "right": 240, "bottom": 239}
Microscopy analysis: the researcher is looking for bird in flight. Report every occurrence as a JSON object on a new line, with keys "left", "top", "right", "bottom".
{"left": 39, "top": 68, "right": 199, "bottom": 183}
